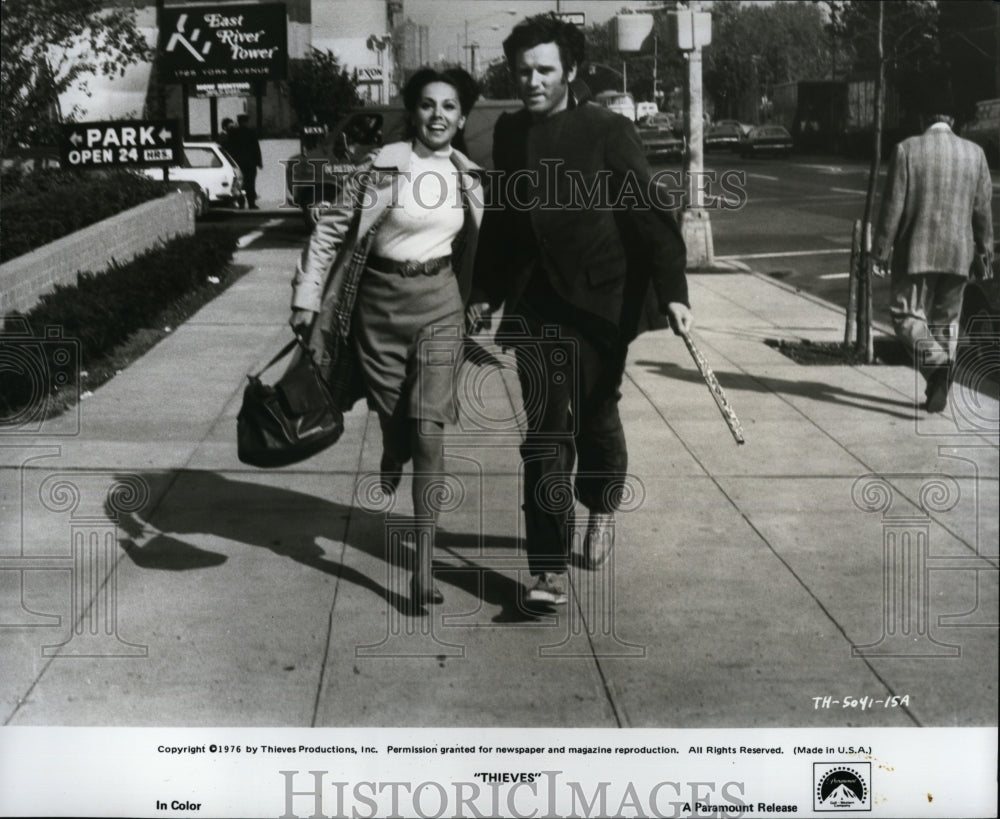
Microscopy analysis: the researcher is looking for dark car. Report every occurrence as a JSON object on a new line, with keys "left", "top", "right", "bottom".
{"left": 637, "top": 113, "right": 685, "bottom": 161}
{"left": 705, "top": 122, "right": 743, "bottom": 151}
{"left": 714, "top": 118, "right": 748, "bottom": 131}
{"left": 739, "top": 125, "right": 794, "bottom": 158}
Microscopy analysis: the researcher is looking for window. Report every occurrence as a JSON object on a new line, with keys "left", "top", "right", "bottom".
{"left": 183, "top": 147, "right": 223, "bottom": 169}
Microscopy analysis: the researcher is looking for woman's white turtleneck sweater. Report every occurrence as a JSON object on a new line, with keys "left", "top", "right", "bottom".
{"left": 370, "top": 141, "right": 464, "bottom": 262}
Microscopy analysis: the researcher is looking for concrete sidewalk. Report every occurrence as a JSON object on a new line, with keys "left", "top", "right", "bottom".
{"left": 1, "top": 237, "right": 997, "bottom": 729}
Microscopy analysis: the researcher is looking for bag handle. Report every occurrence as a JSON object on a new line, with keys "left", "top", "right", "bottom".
{"left": 250, "top": 333, "right": 314, "bottom": 380}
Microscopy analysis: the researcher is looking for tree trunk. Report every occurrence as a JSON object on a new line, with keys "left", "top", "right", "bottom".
{"left": 845, "top": 219, "right": 861, "bottom": 346}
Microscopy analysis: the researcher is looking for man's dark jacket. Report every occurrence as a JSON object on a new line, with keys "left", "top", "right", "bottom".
{"left": 474, "top": 101, "right": 687, "bottom": 344}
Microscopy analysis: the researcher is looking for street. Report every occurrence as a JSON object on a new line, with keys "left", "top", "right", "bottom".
{"left": 708, "top": 155, "right": 885, "bottom": 314}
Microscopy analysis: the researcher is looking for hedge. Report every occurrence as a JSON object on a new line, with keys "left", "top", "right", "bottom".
{"left": 0, "top": 168, "right": 168, "bottom": 262}
{"left": 0, "top": 228, "right": 240, "bottom": 419}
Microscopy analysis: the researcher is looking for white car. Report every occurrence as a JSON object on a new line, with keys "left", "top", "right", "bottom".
{"left": 142, "top": 142, "right": 244, "bottom": 211}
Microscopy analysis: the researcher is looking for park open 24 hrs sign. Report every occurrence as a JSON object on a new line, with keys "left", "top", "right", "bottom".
{"left": 158, "top": 3, "right": 288, "bottom": 83}
{"left": 59, "top": 120, "right": 182, "bottom": 170}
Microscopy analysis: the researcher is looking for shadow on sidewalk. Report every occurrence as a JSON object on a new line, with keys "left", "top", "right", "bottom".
{"left": 632, "top": 359, "right": 916, "bottom": 420}
{"left": 109, "top": 470, "right": 530, "bottom": 620}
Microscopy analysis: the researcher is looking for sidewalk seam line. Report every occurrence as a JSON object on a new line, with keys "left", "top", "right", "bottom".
{"left": 311, "top": 411, "right": 373, "bottom": 727}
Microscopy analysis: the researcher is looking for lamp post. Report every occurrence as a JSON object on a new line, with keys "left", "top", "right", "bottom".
{"left": 673, "top": 3, "right": 713, "bottom": 267}
{"left": 611, "top": 5, "right": 713, "bottom": 266}
{"left": 463, "top": 9, "right": 516, "bottom": 75}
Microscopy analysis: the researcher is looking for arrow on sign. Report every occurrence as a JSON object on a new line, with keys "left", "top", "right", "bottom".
{"left": 159, "top": 127, "right": 173, "bottom": 143}
{"left": 70, "top": 132, "right": 84, "bottom": 147}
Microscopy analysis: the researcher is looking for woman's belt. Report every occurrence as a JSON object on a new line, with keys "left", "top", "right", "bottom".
{"left": 367, "top": 254, "right": 451, "bottom": 277}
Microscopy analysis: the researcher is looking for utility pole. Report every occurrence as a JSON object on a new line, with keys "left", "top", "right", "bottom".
{"left": 652, "top": 34, "right": 658, "bottom": 105}
{"left": 679, "top": 1, "right": 714, "bottom": 266}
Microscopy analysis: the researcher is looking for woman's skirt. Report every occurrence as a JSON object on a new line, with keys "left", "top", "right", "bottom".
{"left": 352, "top": 262, "right": 464, "bottom": 426}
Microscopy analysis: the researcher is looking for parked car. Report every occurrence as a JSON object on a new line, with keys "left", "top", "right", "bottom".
{"left": 637, "top": 113, "right": 685, "bottom": 161}
{"left": 635, "top": 101, "right": 659, "bottom": 121}
{"left": 705, "top": 122, "right": 743, "bottom": 151}
{"left": 738, "top": 125, "right": 794, "bottom": 157}
{"left": 284, "top": 99, "right": 522, "bottom": 224}
{"left": 595, "top": 90, "right": 637, "bottom": 121}
{"left": 140, "top": 142, "right": 244, "bottom": 209}
{"left": 713, "top": 118, "right": 751, "bottom": 134}
{"left": 164, "top": 179, "right": 211, "bottom": 218}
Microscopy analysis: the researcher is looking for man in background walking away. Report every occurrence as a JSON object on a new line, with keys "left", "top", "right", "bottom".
{"left": 873, "top": 95, "right": 994, "bottom": 413}
{"left": 470, "top": 14, "right": 690, "bottom": 606}
{"left": 228, "top": 114, "right": 263, "bottom": 209}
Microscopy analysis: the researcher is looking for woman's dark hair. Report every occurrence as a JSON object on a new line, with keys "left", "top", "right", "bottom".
{"left": 502, "top": 13, "right": 586, "bottom": 74}
{"left": 402, "top": 67, "right": 480, "bottom": 116}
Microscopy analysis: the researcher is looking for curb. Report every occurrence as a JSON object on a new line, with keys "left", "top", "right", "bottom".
{"left": 744, "top": 267, "right": 896, "bottom": 337}
{"left": 686, "top": 258, "right": 753, "bottom": 275}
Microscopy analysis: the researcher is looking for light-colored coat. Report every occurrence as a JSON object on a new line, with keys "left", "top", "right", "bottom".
{"left": 874, "top": 124, "right": 993, "bottom": 277}
{"left": 292, "top": 140, "right": 484, "bottom": 313}
{"left": 290, "top": 140, "right": 484, "bottom": 407}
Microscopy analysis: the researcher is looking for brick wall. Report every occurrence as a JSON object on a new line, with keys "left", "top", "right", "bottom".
{"left": 0, "top": 190, "right": 195, "bottom": 318}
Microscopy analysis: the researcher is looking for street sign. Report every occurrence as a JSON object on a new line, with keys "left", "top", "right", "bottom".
{"left": 59, "top": 120, "right": 182, "bottom": 170}
{"left": 611, "top": 14, "right": 653, "bottom": 53}
{"left": 159, "top": 3, "right": 288, "bottom": 83}
{"left": 556, "top": 12, "right": 586, "bottom": 27}
{"left": 192, "top": 81, "right": 252, "bottom": 98}
{"left": 667, "top": 10, "right": 712, "bottom": 50}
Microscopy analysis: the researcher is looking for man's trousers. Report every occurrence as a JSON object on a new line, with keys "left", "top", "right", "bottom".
{"left": 511, "top": 305, "right": 629, "bottom": 577}
{"left": 889, "top": 272, "right": 966, "bottom": 371}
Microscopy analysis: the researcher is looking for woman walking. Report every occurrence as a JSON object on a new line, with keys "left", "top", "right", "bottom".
{"left": 290, "top": 67, "right": 482, "bottom": 607}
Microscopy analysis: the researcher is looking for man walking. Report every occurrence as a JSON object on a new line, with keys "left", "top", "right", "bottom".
{"left": 471, "top": 14, "right": 690, "bottom": 605}
{"left": 873, "top": 98, "right": 994, "bottom": 413}
{"left": 228, "top": 114, "right": 263, "bottom": 209}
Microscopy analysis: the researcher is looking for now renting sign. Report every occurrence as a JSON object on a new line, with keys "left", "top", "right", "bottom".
{"left": 159, "top": 3, "right": 288, "bottom": 83}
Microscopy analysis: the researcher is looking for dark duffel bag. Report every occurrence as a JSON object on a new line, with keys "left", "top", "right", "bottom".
{"left": 237, "top": 335, "right": 344, "bottom": 467}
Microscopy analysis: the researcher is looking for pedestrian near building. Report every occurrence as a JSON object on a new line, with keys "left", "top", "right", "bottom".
{"left": 873, "top": 98, "right": 994, "bottom": 413}
{"left": 228, "top": 114, "right": 263, "bottom": 209}
{"left": 470, "top": 14, "right": 690, "bottom": 606}
{"left": 219, "top": 117, "right": 235, "bottom": 150}
{"left": 290, "top": 67, "right": 483, "bottom": 607}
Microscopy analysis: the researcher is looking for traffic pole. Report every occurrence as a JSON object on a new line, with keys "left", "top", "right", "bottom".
{"left": 678, "top": 2, "right": 713, "bottom": 266}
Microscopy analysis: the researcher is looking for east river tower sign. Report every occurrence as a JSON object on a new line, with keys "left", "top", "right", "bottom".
{"left": 158, "top": 3, "right": 288, "bottom": 83}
